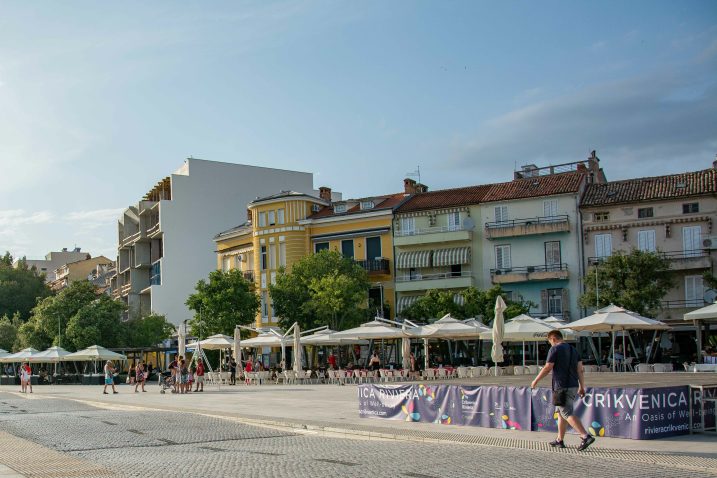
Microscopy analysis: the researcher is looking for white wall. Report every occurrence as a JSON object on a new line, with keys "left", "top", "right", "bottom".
{"left": 148, "top": 159, "right": 316, "bottom": 325}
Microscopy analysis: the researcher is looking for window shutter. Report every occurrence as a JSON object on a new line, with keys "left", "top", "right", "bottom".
{"left": 561, "top": 288, "right": 570, "bottom": 319}
{"left": 540, "top": 289, "right": 548, "bottom": 314}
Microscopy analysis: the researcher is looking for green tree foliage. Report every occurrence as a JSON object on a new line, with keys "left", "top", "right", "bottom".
{"left": 579, "top": 249, "right": 673, "bottom": 316}
{"left": 270, "top": 250, "right": 370, "bottom": 330}
{"left": 0, "top": 313, "right": 21, "bottom": 351}
{"left": 186, "top": 269, "right": 260, "bottom": 337}
{"left": 401, "top": 285, "right": 531, "bottom": 322}
{"left": 124, "top": 314, "right": 175, "bottom": 347}
{"left": 64, "top": 295, "right": 125, "bottom": 350}
{"left": 0, "top": 251, "right": 52, "bottom": 322}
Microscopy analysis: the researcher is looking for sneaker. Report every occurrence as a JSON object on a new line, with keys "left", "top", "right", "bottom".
{"left": 549, "top": 439, "right": 566, "bottom": 448}
{"left": 103, "top": 391, "right": 108, "bottom": 395}
{"left": 113, "top": 391, "right": 119, "bottom": 394}
{"left": 578, "top": 435, "right": 595, "bottom": 451}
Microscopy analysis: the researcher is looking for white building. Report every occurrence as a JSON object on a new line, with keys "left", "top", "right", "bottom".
{"left": 13, "top": 247, "right": 90, "bottom": 282}
{"left": 112, "top": 158, "right": 318, "bottom": 325}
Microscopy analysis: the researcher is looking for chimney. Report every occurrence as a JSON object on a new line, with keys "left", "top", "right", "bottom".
{"left": 247, "top": 209, "right": 252, "bottom": 222}
{"left": 404, "top": 178, "right": 417, "bottom": 194}
{"left": 712, "top": 154, "right": 717, "bottom": 170}
{"left": 319, "top": 186, "right": 332, "bottom": 202}
{"left": 415, "top": 183, "right": 429, "bottom": 194}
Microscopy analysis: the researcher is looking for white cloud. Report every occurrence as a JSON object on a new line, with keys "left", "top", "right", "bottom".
{"left": 65, "top": 208, "right": 124, "bottom": 224}
{"left": 0, "top": 210, "right": 53, "bottom": 227}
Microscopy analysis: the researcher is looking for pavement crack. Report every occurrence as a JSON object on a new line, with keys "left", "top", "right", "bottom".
{"left": 60, "top": 433, "right": 295, "bottom": 453}
{"left": 314, "top": 458, "right": 360, "bottom": 466}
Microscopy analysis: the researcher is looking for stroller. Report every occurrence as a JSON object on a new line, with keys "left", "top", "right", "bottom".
{"left": 159, "top": 370, "right": 176, "bottom": 394}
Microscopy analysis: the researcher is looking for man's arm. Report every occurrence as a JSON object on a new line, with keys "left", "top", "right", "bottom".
{"left": 530, "top": 362, "right": 554, "bottom": 389}
{"left": 577, "top": 361, "right": 586, "bottom": 397}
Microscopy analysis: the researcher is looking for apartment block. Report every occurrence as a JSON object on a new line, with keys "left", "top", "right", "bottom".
{"left": 13, "top": 247, "right": 90, "bottom": 282}
{"left": 113, "top": 158, "right": 317, "bottom": 325}
{"left": 49, "top": 255, "right": 114, "bottom": 292}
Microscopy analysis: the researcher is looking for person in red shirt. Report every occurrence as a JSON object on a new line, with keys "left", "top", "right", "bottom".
{"left": 244, "top": 359, "right": 253, "bottom": 385}
{"left": 194, "top": 360, "right": 205, "bottom": 392}
{"left": 328, "top": 352, "right": 337, "bottom": 370}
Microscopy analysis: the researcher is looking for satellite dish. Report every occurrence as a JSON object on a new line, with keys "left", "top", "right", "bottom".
{"left": 704, "top": 289, "right": 717, "bottom": 304}
{"left": 462, "top": 217, "right": 475, "bottom": 231}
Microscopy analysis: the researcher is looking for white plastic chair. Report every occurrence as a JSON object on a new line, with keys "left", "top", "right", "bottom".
{"left": 635, "top": 363, "right": 653, "bottom": 373}
{"left": 512, "top": 366, "right": 525, "bottom": 375}
{"left": 527, "top": 365, "right": 539, "bottom": 375}
{"left": 282, "top": 370, "right": 294, "bottom": 385}
{"left": 422, "top": 368, "right": 436, "bottom": 380}
{"left": 653, "top": 363, "right": 673, "bottom": 372}
{"left": 436, "top": 368, "right": 449, "bottom": 380}
{"left": 474, "top": 366, "right": 488, "bottom": 377}
{"left": 488, "top": 366, "right": 504, "bottom": 376}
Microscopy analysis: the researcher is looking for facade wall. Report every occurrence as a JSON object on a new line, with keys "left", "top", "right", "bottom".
{"left": 582, "top": 195, "right": 717, "bottom": 323}
{"left": 479, "top": 193, "right": 584, "bottom": 320}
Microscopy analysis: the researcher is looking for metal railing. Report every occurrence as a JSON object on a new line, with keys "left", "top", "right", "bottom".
{"left": 661, "top": 299, "right": 707, "bottom": 309}
{"left": 396, "top": 270, "right": 472, "bottom": 282}
{"left": 490, "top": 263, "right": 568, "bottom": 275}
{"left": 588, "top": 250, "right": 710, "bottom": 265}
{"left": 485, "top": 215, "right": 569, "bottom": 229}
{"left": 354, "top": 258, "right": 390, "bottom": 274}
{"left": 395, "top": 224, "right": 468, "bottom": 237}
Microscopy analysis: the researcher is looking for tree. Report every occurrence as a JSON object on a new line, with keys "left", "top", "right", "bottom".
{"left": 0, "top": 313, "right": 20, "bottom": 351}
{"left": 124, "top": 314, "right": 175, "bottom": 347}
{"left": 400, "top": 285, "right": 532, "bottom": 322}
{"left": 0, "top": 251, "right": 52, "bottom": 322}
{"left": 65, "top": 296, "right": 126, "bottom": 350}
{"left": 269, "top": 250, "right": 369, "bottom": 331}
{"left": 579, "top": 249, "right": 673, "bottom": 316}
{"left": 186, "top": 269, "right": 260, "bottom": 337}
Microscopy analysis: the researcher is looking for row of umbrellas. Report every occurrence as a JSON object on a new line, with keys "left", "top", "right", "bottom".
{"left": 0, "top": 345, "right": 127, "bottom": 363}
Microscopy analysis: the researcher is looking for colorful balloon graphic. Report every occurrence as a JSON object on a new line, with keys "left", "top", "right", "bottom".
{"left": 588, "top": 420, "right": 605, "bottom": 437}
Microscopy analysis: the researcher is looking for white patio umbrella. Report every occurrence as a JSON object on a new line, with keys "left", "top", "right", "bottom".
{"left": 491, "top": 296, "right": 506, "bottom": 375}
{"left": 331, "top": 320, "right": 405, "bottom": 340}
{"left": 65, "top": 345, "right": 127, "bottom": 361}
{"left": 301, "top": 329, "right": 368, "bottom": 346}
{"left": 481, "top": 314, "right": 556, "bottom": 366}
{"left": 233, "top": 326, "right": 242, "bottom": 366}
{"left": 178, "top": 323, "right": 186, "bottom": 360}
{"left": 405, "top": 314, "right": 488, "bottom": 338}
{"left": 684, "top": 302, "right": 717, "bottom": 362}
{"left": 559, "top": 304, "right": 668, "bottom": 372}
{"left": 401, "top": 337, "right": 411, "bottom": 370}
{"left": 241, "top": 333, "right": 291, "bottom": 348}
{"left": 293, "top": 323, "right": 302, "bottom": 373}
{"left": 29, "top": 346, "right": 72, "bottom": 363}
{"left": 0, "top": 347, "right": 40, "bottom": 363}
{"left": 186, "top": 334, "right": 234, "bottom": 350}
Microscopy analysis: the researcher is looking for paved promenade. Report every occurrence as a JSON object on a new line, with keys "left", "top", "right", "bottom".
{"left": 0, "top": 381, "right": 716, "bottom": 477}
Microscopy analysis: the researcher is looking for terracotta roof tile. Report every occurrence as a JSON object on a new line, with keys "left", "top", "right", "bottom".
{"left": 308, "top": 193, "right": 407, "bottom": 219}
{"left": 581, "top": 168, "right": 717, "bottom": 207}
{"left": 395, "top": 185, "right": 492, "bottom": 213}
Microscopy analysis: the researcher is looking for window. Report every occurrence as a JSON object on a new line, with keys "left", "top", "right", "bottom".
{"left": 260, "top": 246, "right": 267, "bottom": 270}
{"left": 279, "top": 242, "right": 286, "bottom": 267}
{"left": 447, "top": 212, "right": 460, "bottom": 231}
{"left": 261, "top": 292, "right": 268, "bottom": 318}
{"left": 543, "top": 199, "right": 558, "bottom": 218}
{"left": 400, "top": 217, "right": 415, "bottom": 234}
{"left": 222, "top": 256, "right": 231, "bottom": 272}
{"left": 315, "top": 242, "right": 329, "bottom": 253}
{"left": 269, "top": 244, "right": 276, "bottom": 269}
{"left": 637, "top": 230, "right": 656, "bottom": 252}
{"left": 234, "top": 255, "right": 242, "bottom": 269}
{"left": 334, "top": 204, "right": 347, "bottom": 213}
{"left": 450, "top": 264, "right": 462, "bottom": 277}
{"left": 637, "top": 207, "right": 654, "bottom": 218}
{"left": 594, "top": 212, "right": 609, "bottom": 222}
{"left": 270, "top": 271, "right": 276, "bottom": 285}
{"left": 258, "top": 212, "right": 267, "bottom": 227}
{"left": 495, "top": 205, "right": 508, "bottom": 223}
{"left": 547, "top": 289, "right": 563, "bottom": 315}
{"left": 685, "top": 275, "right": 704, "bottom": 307}
{"left": 268, "top": 210, "right": 275, "bottom": 226}
{"left": 683, "top": 225, "right": 702, "bottom": 257}
{"left": 683, "top": 202, "right": 699, "bottom": 214}
{"left": 312, "top": 204, "right": 321, "bottom": 212}
{"left": 544, "top": 241, "right": 561, "bottom": 269}
{"left": 360, "top": 201, "right": 374, "bottom": 210}
{"left": 495, "top": 245, "right": 511, "bottom": 270}
{"left": 260, "top": 273, "right": 267, "bottom": 289}
{"left": 366, "top": 236, "right": 381, "bottom": 260}
{"left": 277, "top": 208, "right": 285, "bottom": 225}
{"left": 595, "top": 234, "right": 612, "bottom": 258}
{"left": 341, "top": 239, "right": 354, "bottom": 258}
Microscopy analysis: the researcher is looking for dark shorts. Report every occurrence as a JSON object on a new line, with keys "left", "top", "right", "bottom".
{"left": 555, "top": 387, "right": 579, "bottom": 420}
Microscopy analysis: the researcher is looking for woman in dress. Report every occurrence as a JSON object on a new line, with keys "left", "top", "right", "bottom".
{"left": 20, "top": 362, "right": 32, "bottom": 393}
{"left": 134, "top": 361, "right": 146, "bottom": 393}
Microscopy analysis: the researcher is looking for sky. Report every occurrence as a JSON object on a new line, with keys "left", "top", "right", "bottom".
{"left": 1, "top": 1, "right": 715, "bottom": 260}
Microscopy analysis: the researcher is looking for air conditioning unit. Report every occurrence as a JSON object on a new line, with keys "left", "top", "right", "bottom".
{"left": 703, "top": 236, "right": 717, "bottom": 249}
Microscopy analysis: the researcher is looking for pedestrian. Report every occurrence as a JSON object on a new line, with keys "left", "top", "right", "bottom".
{"left": 409, "top": 352, "right": 418, "bottom": 380}
{"left": 187, "top": 362, "right": 195, "bottom": 392}
{"left": 20, "top": 362, "right": 32, "bottom": 393}
{"left": 169, "top": 355, "right": 179, "bottom": 394}
{"left": 244, "top": 359, "right": 253, "bottom": 385}
{"left": 134, "top": 362, "right": 146, "bottom": 393}
{"left": 129, "top": 361, "right": 136, "bottom": 384}
{"left": 328, "top": 352, "right": 337, "bottom": 370}
{"left": 103, "top": 360, "right": 118, "bottom": 395}
{"left": 194, "top": 360, "right": 204, "bottom": 392}
{"left": 179, "top": 358, "right": 189, "bottom": 394}
{"left": 369, "top": 351, "right": 380, "bottom": 371}
{"left": 229, "top": 357, "right": 237, "bottom": 385}
{"left": 531, "top": 330, "right": 595, "bottom": 451}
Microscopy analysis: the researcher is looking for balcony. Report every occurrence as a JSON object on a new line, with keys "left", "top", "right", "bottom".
{"left": 395, "top": 270, "right": 473, "bottom": 292}
{"left": 394, "top": 225, "right": 472, "bottom": 246}
{"left": 242, "top": 271, "right": 255, "bottom": 282}
{"left": 485, "top": 215, "right": 569, "bottom": 240}
{"left": 354, "top": 258, "right": 390, "bottom": 275}
{"left": 662, "top": 250, "right": 711, "bottom": 271}
{"left": 658, "top": 299, "right": 708, "bottom": 323}
{"left": 147, "top": 222, "right": 162, "bottom": 238}
{"left": 490, "top": 263, "right": 569, "bottom": 284}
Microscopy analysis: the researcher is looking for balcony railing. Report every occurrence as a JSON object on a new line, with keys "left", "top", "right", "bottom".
{"left": 490, "top": 263, "right": 569, "bottom": 284}
{"left": 354, "top": 258, "right": 390, "bottom": 274}
{"left": 485, "top": 215, "right": 569, "bottom": 230}
{"left": 588, "top": 250, "right": 710, "bottom": 267}
{"left": 395, "top": 224, "right": 467, "bottom": 237}
{"left": 661, "top": 299, "right": 707, "bottom": 309}
{"left": 485, "top": 215, "right": 570, "bottom": 239}
{"left": 396, "top": 270, "right": 472, "bottom": 283}
{"left": 491, "top": 263, "right": 568, "bottom": 275}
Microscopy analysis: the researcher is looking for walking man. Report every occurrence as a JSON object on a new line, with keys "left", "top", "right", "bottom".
{"left": 103, "top": 361, "right": 118, "bottom": 395}
{"left": 530, "top": 330, "right": 595, "bottom": 451}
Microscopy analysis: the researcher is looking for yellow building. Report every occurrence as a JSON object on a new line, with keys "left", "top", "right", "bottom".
{"left": 49, "top": 255, "right": 114, "bottom": 292}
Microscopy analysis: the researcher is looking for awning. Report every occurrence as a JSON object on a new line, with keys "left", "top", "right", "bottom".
{"left": 395, "top": 250, "right": 432, "bottom": 269}
{"left": 453, "top": 293, "right": 465, "bottom": 306}
{"left": 397, "top": 295, "right": 421, "bottom": 312}
{"left": 433, "top": 247, "right": 471, "bottom": 267}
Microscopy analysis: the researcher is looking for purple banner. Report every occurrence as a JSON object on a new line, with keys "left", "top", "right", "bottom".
{"left": 358, "top": 384, "right": 716, "bottom": 440}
